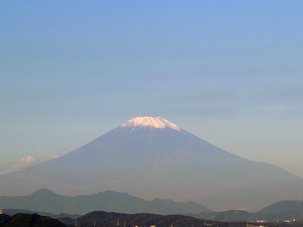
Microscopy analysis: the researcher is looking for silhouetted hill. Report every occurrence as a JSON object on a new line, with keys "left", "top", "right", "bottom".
{"left": 59, "top": 210, "right": 229, "bottom": 227}
{"left": 0, "top": 213, "right": 66, "bottom": 227}
{"left": 3, "top": 208, "right": 80, "bottom": 219}
{"left": 0, "top": 188, "right": 211, "bottom": 215}
{"left": 59, "top": 210, "right": 303, "bottom": 227}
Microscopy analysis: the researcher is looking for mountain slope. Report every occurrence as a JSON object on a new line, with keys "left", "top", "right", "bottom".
{"left": 0, "top": 116, "right": 302, "bottom": 211}
{"left": 257, "top": 199, "right": 303, "bottom": 214}
{"left": 196, "top": 200, "right": 303, "bottom": 222}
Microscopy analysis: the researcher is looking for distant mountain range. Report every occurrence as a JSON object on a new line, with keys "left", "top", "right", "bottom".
{"left": 1, "top": 117, "right": 303, "bottom": 211}
{"left": 0, "top": 188, "right": 211, "bottom": 215}
{"left": 2, "top": 189, "right": 303, "bottom": 223}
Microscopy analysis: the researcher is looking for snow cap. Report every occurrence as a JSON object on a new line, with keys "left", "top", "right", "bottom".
{"left": 121, "top": 116, "right": 181, "bottom": 131}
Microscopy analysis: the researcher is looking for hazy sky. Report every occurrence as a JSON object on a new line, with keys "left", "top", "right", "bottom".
{"left": 1, "top": 1, "right": 303, "bottom": 177}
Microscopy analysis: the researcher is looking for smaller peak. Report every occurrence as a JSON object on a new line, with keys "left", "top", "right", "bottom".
{"left": 30, "top": 188, "right": 57, "bottom": 197}
{"left": 121, "top": 116, "right": 181, "bottom": 131}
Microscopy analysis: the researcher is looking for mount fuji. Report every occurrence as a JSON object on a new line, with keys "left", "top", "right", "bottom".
{"left": 1, "top": 116, "right": 303, "bottom": 211}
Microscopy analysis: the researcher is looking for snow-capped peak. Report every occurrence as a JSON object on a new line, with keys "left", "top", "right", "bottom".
{"left": 121, "top": 117, "right": 181, "bottom": 131}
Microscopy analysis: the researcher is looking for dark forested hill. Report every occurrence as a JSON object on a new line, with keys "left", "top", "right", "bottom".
{"left": 0, "top": 213, "right": 66, "bottom": 227}
{"left": 59, "top": 211, "right": 229, "bottom": 227}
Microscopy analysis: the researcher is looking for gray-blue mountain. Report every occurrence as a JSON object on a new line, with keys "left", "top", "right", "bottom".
{"left": 0, "top": 117, "right": 302, "bottom": 211}
{"left": 0, "top": 188, "right": 212, "bottom": 215}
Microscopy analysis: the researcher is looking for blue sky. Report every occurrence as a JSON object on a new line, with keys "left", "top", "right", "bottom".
{"left": 1, "top": 1, "right": 303, "bottom": 177}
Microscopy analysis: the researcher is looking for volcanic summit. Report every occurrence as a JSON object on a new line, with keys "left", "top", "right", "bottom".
{"left": 0, "top": 116, "right": 302, "bottom": 210}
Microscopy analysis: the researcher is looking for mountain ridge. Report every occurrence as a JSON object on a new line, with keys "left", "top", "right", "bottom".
{"left": 196, "top": 199, "right": 303, "bottom": 222}
{"left": 4, "top": 198, "right": 303, "bottom": 223}
{"left": 0, "top": 188, "right": 212, "bottom": 215}
{"left": 0, "top": 213, "right": 67, "bottom": 227}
